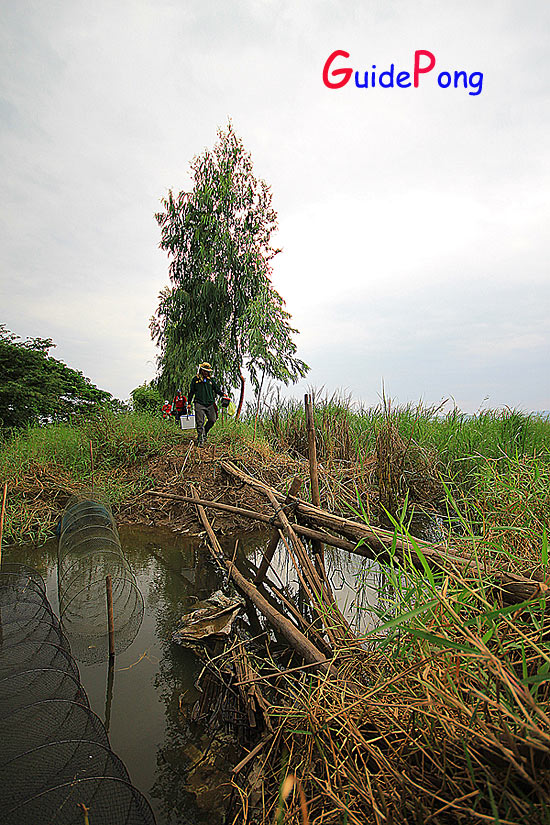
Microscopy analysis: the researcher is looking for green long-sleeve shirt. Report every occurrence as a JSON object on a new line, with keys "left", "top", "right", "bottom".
{"left": 188, "top": 375, "right": 223, "bottom": 406}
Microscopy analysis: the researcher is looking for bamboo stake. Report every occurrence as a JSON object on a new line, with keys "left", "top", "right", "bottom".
{"left": 104, "top": 655, "right": 115, "bottom": 734}
{"left": 305, "top": 393, "right": 324, "bottom": 572}
{"left": 190, "top": 487, "right": 334, "bottom": 674}
{"left": 106, "top": 574, "right": 115, "bottom": 660}
{"left": 0, "top": 482, "right": 7, "bottom": 567}
{"left": 255, "top": 476, "right": 302, "bottom": 585}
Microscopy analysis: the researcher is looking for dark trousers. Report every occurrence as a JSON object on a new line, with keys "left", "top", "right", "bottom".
{"left": 195, "top": 402, "right": 217, "bottom": 439}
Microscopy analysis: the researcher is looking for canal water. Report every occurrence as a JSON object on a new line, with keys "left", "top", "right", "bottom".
{"left": 4, "top": 524, "right": 379, "bottom": 824}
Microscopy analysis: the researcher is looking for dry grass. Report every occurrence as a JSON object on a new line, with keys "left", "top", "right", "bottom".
{"left": 231, "top": 557, "right": 550, "bottom": 824}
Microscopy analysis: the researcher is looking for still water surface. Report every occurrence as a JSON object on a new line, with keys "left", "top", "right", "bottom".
{"left": 5, "top": 525, "right": 378, "bottom": 824}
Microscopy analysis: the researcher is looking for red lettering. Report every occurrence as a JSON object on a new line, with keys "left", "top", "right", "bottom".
{"left": 413, "top": 49, "right": 436, "bottom": 87}
{"left": 323, "top": 50, "right": 352, "bottom": 89}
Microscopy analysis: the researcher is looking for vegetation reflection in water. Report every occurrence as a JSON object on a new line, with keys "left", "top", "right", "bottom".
{"left": 5, "top": 523, "right": 378, "bottom": 824}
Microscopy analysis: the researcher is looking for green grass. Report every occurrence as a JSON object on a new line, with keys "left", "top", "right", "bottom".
{"left": 2, "top": 398, "right": 549, "bottom": 552}
{"left": 0, "top": 410, "right": 186, "bottom": 544}
{"left": 247, "top": 394, "right": 549, "bottom": 477}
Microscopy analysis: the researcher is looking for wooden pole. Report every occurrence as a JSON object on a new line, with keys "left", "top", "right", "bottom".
{"left": 218, "top": 460, "right": 547, "bottom": 607}
{"left": 104, "top": 656, "right": 115, "bottom": 735}
{"left": 0, "top": 482, "right": 7, "bottom": 567}
{"left": 190, "top": 487, "right": 334, "bottom": 674}
{"left": 106, "top": 574, "right": 115, "bottom": 660}
{"left": 254, "top": 476, "right": 302, "bottom": 585}
{"left": 235, "top": 373, "right": 246, "bottom": 420}
{"left": 305, "top": 394, "right": 323, "bottom": 570}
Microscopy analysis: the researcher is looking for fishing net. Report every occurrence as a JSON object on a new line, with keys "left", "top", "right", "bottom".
{"left": 0, "top": 563, "right": 156, "bottom": 825}
{"left": 0, "top": 669, "right": 88, "bottom": 717}
{"left": 9, "top": 777, "right": 156, "bottom": 825}
{"left": 57, "top": 498, "right": 144, "bottom": 664}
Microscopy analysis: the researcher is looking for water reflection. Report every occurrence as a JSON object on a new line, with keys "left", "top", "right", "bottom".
{"left": 5, "top": 524, "right": 379, "bottom": 824}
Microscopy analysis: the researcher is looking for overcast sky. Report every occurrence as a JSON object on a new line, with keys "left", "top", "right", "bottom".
{"left": 1, "top": 0, "right": 548, "bottom": 412}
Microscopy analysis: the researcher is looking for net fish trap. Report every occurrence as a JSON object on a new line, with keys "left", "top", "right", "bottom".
{"left": 57, "top": 498, "right": 144, "bottom": 664}
{"left": 0, "top": 563, "right": 156, "bottom": 825}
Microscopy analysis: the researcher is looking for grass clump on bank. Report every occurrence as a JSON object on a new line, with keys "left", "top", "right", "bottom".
{"left": 0, "top": 411, "right": 186, "bottom": 544}
{"left": 236, "top": 519, "right": 550, "bottom": 825}
{"left": 238, "top": 396, "right": 550, "bottom": 548}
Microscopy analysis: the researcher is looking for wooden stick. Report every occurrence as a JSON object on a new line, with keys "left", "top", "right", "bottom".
{"left": 219, "top": 460, "right": 547, "bottom": 606}
{"left": 255, "top": 476, "right": 302, "bottom": 585}
{"left": 106, "top": 574, "right": 115, "bottom": 660}
{"left": 190, "top": 487, "right": 334, "bottom": 674}
{"left": 232, "top": 733, "right": 273, "bottom": 775}
{"left": 305, "top": 393, "right": 323, "bottom": 571}
{"left": 0, "top": 482, "right": 7, "bottom": 566}
{"left": 145, "top": 490, "right": 359, "bottom": 554}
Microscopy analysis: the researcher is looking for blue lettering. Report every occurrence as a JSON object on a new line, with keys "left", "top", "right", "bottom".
{"left": 396, "top": 71, "right": 411, "bottom": 88}
{"left": 379, "top": 64, "right": 395, "bottom": 88}
{"left": 355, "top": 71, "right": 368, "bottom": 88}
{"left": 468, "top": 71, "right": 483, "bottom": 96}
{"left": 437, "top": 71, "right": 452, "bottom": 89}
{"left": 453, "top": 70, "right": 468, "bottom": 89}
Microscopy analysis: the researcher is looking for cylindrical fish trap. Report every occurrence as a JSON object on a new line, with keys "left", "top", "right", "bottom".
{"left": 0, "top": 563, "right": 156, "bottom": 825}
{"left": 57, "top": 498, "right": 144, "bottom": 664}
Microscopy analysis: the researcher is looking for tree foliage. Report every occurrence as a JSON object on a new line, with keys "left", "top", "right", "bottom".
{"left": 152, "top": 121, "right": 309, "bottom": 396}
{"left": 0, "top": 325, "right": 117, "bottom": 429}
{"left": 130, "top": 381, "right": 162, "bottom": 414}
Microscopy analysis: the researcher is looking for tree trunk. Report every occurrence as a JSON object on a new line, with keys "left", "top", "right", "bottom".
{"left": 236, "top": 373, "right": 245, "bottom": 420}
{"left": 253, "top": 369, "right": 265, "bottom": 440}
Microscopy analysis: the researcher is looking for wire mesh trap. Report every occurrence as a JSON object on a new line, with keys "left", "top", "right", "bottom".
{"left": 57, "top": 497, "right": 144, "bottom": 664}
{"left": 0, "top": 562, "right": 156, "bottom": 825}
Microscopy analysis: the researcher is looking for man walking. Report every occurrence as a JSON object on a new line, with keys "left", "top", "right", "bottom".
{"left": 188, "top": 362, "right": 225, "bottom": 446}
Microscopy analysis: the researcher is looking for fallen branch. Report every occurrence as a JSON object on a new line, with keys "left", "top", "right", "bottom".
{"left": 190, "top": 487, "right": 335, "bottom": 675}
{"left": 145, "top": 490, "right": 359, "bottom": 554}
{"left": 219, "top": 461, "right": 548, "bottom": 606}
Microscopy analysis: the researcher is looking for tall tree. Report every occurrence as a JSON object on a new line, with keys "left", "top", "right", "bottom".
{"left": 152, "top": 122, "right": 308, "bottom": 407}
{"left": 0, "top": 325, "right": 117, "bottom": 429}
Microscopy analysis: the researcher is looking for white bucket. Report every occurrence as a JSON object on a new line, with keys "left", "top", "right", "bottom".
{"left": 179, "top": 414, "right": 196, "bottom": 430}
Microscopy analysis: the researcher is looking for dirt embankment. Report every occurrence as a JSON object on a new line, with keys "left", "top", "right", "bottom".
{"left": 117, "top": 438, "right": 308, "bottom": 537}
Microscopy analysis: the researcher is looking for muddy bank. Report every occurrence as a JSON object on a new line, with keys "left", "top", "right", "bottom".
{"left": 117, "top": 438, "right": 311, "bottom": 537}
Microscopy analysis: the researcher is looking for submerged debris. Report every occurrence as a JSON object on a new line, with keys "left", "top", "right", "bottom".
{"left": 172, "top": 591, "right": 244, "bottom": 646}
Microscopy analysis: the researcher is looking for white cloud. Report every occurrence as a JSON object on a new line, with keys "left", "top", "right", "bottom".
{"left": 1, "top": 0, "right": 549, "bottom": 410}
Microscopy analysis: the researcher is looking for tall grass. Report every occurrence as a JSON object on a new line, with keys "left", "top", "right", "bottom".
{"left": 240, "top": 394, "right": 550, "bottom": 526}
{"left": 0, "top": 411, "right": 186, "bottom": 543}
{"left": 244, "top": 507, "right": 550, "bottom": 824}
{"left": 250, "top": 393, "right": 549, "bottom": 478}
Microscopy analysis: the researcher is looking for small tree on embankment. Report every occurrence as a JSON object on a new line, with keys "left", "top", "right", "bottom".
{"left": 151, "top": 121, "right": 309, "bottom": 414}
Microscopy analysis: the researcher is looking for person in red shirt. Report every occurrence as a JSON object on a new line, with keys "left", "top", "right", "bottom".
{"left": 161, "top": 400, "right": 172, "bottom": 419}
{"left": 172, "top": 390, "right": 188, "bottom": 426}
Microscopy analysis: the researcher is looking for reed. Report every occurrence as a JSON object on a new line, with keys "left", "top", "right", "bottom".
{"left": 232, "top": 394, "right": 550, "bottom": 533}
{"left": 235, "top": 512, "right": 550, "bottom": 824}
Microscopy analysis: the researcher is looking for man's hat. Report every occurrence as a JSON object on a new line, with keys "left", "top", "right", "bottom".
{"left": 198, "top": 362, "right": 213, "bottom": 374}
